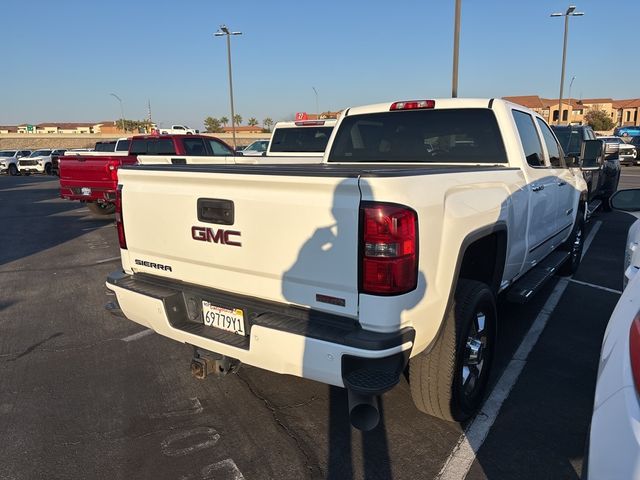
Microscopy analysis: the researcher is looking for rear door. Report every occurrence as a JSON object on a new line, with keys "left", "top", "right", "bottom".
{"left": 120, "top": 167, "right": 362, "bottom": 317}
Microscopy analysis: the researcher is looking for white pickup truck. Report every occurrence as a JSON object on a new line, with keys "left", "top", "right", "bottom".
{"left": 107, "top": 98, "right": 598, "bottom": 430}
{"left": 158, "top": 124, "right": 197, "bottom": 135}
{"left": 266, "top": 119, "right": 337, "bottom": 156}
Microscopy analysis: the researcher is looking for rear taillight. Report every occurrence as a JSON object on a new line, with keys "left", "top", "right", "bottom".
{"left": 389, "top": 100, "right": 435, "bottom": 111}
{"left": 106, "top": 160, "right": 120, "bottom": 181}
{"left": 360, "top": 202, "right": 418, "bottom": 295}
{"left": 115, "top": 184, "right": 127, "bottom": 249}
{"left": 629, "top": 311, "right": 640, "bottom": 394}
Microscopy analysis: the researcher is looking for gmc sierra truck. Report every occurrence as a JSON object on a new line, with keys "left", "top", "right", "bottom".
{"left": 59, "top": 134, "right": 234, "bottom": 215}
{"left": 106, "top": 99, "right": 598, "bottom": 430}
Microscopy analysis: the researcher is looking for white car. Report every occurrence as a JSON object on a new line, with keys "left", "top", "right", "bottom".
{"left": 587, "top": 188, "right": 640, "bottom": 479}
{"left": 157, "top": 124, "right": 196, "bottom": 135}
{"left": 241, "top": 139, "right": 269, "bottom": 156}
{"left": 0, "top": 149, "right": 31, "bottom": 176}
{"left": 17, "top": 149, "right": 54, "bottom": 175}
{"left": 599, "top": 136, "right": 637, "bottom": 166}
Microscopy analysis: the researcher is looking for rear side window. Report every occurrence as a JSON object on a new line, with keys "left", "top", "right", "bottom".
{"left": 536, "top": 118, "right": 565, "bottom": 168}
{"left": 183, "top": 138, "right": 207, "bottom": 156}
{"left": 328, "top": 109, "right": 507, "bottom": 163}
{"left": 129, "top": 139, "right": 176, "bottom": 155}
{"left": 116, "top": 140, "right": 130, "bottom": 152}
{"left": 270, "top": 127, "right": 333, "bottom": 153}
{"left": 208, "top": 139, "right": 233, "bottom": 155}
{"left": 95, "top": 142, "right": 116, "bottom": 152}
{"left": 512, "top": 110, "right": 545, "bottom": 167}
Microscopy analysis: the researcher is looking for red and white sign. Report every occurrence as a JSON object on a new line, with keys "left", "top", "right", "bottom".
{"left": 295, "top": 112, "right": 309, "bottom": 121}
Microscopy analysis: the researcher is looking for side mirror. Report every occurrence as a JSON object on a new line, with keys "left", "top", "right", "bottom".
{"left": 610, "top": 189, "right": 640, "bottom": 212}
{"left": 566, "top": 154, "right": 580, "bottom": 168}
{"left": 195, "top": 129, "right": 200, "bottom": 134}
{"left": 580, "top": 139, "right": 603, "bottom": 171}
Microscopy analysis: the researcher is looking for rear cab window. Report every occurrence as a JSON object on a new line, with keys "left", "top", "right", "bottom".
{"left": 270, "top": 127, "right": 333, "bottom": 153}
{"left": 130, "top": 138, "right": 176, "bottom": 155}
{"left": 328, "top": 109, "right": 507, "bottom": 163}
{"left": 512, "top": 110, "right": 546, "bottom": 168}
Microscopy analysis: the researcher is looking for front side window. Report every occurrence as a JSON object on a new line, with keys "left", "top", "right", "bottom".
{"left": 0, "top": 151, "right": 16, "bottom": 157}
{"left": 512, "top": 110, "right": 545, "bottom": 167}
{"left": 536, "top": 118, "right": 565, "bottom": 168}
{"left": 329, "top": 109, "right": 507, "bottom": 163}
{"left": 208, "top": 139, "right": 233, "bottom": 156}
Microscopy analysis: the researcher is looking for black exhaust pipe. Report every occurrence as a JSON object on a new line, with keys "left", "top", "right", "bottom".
{"left": 347, "top": 390, "right": 380, "bottom": 431}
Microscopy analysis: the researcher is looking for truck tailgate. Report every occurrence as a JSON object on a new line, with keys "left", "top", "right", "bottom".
{"left": 119, "top": 167, "right": 361, "bottom": 317}
{"left": 59, "top": 155, "right": 126, "bottom": 185}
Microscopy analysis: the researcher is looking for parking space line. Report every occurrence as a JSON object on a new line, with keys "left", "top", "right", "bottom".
{"left": 436, "top": 219, "right": 603, "bottom": 480}
{"left": 121, "top": 329, "right": 154, "bottom": 342}
{"left": 94, "top": 256, "right": 120, "bottom": 265}
{"left": 569, "top": 278, "right": 622, "bottom": 294}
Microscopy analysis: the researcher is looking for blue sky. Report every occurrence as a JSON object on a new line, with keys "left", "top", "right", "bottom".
{"left": 2, "top": 0, "right": 638, "bottom": 129}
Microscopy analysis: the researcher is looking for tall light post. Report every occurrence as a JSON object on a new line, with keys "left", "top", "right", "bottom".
{"left": 109, "top": 93, "right": 126, "bottom": 132}
{"left": 312, "top": 87, "right": 319, "bottom": 116}
{"left": 451, "top": 0, "right": 462, "bottom": 98}
{"left": 215, "top": 24, "right": 242, "bottom": 150}
{"left": 550, "top": 6, "right": 584, "bottom": 125}
{"left": 567, "top": 76, "right": 576, "bottom": 123}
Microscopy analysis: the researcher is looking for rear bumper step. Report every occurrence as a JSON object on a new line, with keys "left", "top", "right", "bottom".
{"left": 106, "top": 271, "right": 414, "bottom": 393}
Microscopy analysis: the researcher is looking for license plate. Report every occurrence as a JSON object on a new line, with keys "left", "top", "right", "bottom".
{"left": 81, "top": 187, "right": 91, "bottom": 196}
{"left": 202, "top": 301, "right": 246, "bottom": 336}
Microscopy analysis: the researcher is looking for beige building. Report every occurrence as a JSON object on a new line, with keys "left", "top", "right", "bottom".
{"left": 503, "top": 95, "right": 640, "bottom": 128}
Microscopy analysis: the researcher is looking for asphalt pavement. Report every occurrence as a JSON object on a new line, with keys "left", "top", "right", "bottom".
{"left": 0, "top": 168, "right": 638, "bottom": 480}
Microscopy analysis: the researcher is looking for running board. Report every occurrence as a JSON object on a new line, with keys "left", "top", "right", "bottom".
{"left": 587, "top": 199, "right": 602, "bottom": 218}
{"left": 506, "top": 251, "right": 571, "bottom": 304}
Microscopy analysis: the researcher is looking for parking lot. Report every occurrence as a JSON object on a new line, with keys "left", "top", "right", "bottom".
{"left": 0, "top": 169, "right": 638, "bottom": 480}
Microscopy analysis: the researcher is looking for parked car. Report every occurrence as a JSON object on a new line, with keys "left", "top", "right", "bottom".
{"left": 241, "top": 140, "right": 269, "bottom": 156}
{"left": 106, "top": 98, "right": 593, "bottom": 431}
{"left": 0, "top": 149, "right": 31, "bottom": 176}
{"left": 598, "top": 136, "right": 636, "bottom": 166}
{"left": 266, "top": 119, "right": 337, "bottom": 157}
{"left": 50, "top": 149, "right": 70, "bottom": 176}
{"left": 17, "top": 149, "right": 55, "bottom": 176}
{"left": 628, "top": 137, "right": 640, "bottom": 165}
{"left": 59, "top": 134, "right": 234, "bottom": 215}
{"left": 614, "top": 126, "right": 640, "bottom": 137}
{"left": 586, "top": 188, "right": 640, "bottom": 479}
{"left": 552, "top": 125, "right": 621, "bottom": 212}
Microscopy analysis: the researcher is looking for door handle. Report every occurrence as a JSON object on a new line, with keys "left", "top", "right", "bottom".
{"left": 531, "top": 184, "right": 545, "bottom": 192}
{"left": 557, "top": 181, "right": 567, "bottom": 186}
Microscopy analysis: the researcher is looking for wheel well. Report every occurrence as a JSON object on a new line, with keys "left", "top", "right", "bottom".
{"left": 458, "top": 231, "right": 507, "bottom": 295}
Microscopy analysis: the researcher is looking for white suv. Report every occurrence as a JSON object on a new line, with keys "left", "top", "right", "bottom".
{"left": 0, "top": 150, "right": 31, "bottom": 176}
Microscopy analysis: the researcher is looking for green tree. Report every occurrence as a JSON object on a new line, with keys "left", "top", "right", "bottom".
{"left": 263, "top": 117, "right": 273, "bottom": 132}
{"left": 219, "top": 116, "right": 229, "bottom": 127}
{"left": 233, "top": 114, "right": 243, "bottom": 126}
{"left": 247, "top": 117, "right": 258, "bottom": 127}
{"left": 204, "top": 116, "right": 223, "bottom": 133}
{"left": 584, "top": 108, "right": 615, "bottom": 131}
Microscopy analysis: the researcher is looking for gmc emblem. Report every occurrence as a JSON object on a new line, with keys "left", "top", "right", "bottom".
{"left": 192, "top": 226, "right": 241, "bottom": 247}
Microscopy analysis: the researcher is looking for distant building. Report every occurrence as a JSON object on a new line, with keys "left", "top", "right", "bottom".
{"left": 0, "top": 125, "right": 17, "bottom": 134}
{"left": 503, "top": 95, "right": 640, "bottom": 128}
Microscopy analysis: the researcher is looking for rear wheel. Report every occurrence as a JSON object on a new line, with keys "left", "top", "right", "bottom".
{"left": 8, "top": 164, "right": 18, "bottom": 176}
{"left": 87, "top": 202, "right": 116, "bottom": 215}
{"left": 558, "top": 205, "right": 585, "bottom": 276}
{"left": 410, "top": 279, "right": 496, "bottom": 422}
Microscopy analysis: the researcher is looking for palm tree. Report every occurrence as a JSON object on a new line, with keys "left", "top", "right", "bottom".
{"left": 247, "top": 117, "right": 258, "bottom": 127}
{"left": 233, "top": 114, "right": 242, "bottom": 126}
{"left": 219, "top": 116, "right": 229, "bottom": 127}
{"left": 263, "top": 117, "right": 273, "bottom": 132}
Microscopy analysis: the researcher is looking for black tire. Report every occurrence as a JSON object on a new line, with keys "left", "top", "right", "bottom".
{"left": 558, "top": 205, "right": 586, "bottom": 276}
{"left": 410, "top": 279, "right": 497, "bottom": 422}
{"left": 87, "top": 202, "right": 116, "bottom": 215}
{"left": 8, "top": 164, "right": 18, "bottom": 176}
{"left": 24, "top": 172, "right": 31, "bottom": 176}
{"left": 44, "top": 164, "right": 52, "bottom": 176}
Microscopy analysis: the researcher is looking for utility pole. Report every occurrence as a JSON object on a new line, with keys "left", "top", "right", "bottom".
{"left": 215, "top": 24, "right": 242, "bottom": 150}
{"left": 451, "top": 0, "right": 462, "bottom": 98}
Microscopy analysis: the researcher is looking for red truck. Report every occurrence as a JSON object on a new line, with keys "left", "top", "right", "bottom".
{"left": 59, "top": 134, "right": 235, "bottom": 214}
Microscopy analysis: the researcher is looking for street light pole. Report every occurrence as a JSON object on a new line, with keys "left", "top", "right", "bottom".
{"left": 551, "top": 6, "right": 584, "bottom": 125}
{"left": 451, "top": 0, "right": 462, "bottom": 98}
{"left": 312, "top": 87, "right": 319, "bottom": 116}
{"left": 215, "top": 24, "right": 242, "bottom": 150}
{"left": 109, "top": 93, "right": 126, "bottom": 133}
